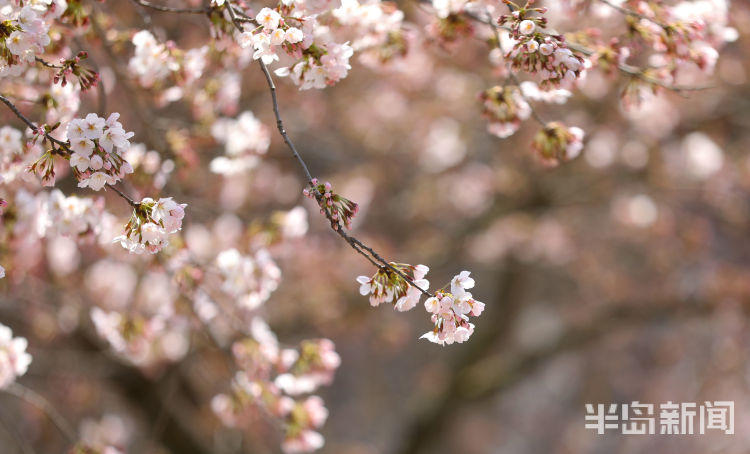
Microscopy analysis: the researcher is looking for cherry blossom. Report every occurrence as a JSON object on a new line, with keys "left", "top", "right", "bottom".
{"left": 0, "top": 323, "right": 32, "bottom": 389}
{"left": 65, "top": 113, "right": 135, "bottom": 191}
{"left": 0, "top": 0, "right": 735, "bottom": 451}
{"left": 114, "top": 197, "right": 187, "bottom": 254}
{"left": 420, "top": 271, "right": 485, "bottom": 346}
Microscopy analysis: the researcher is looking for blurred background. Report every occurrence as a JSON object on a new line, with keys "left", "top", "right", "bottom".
{"left": 2, "top": 0, "right": 750, "bottom": 453}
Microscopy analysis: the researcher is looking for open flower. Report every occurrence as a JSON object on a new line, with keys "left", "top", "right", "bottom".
{"left": 420, "top": 271, "right": 484, "bottom": 346}
{"left": 356, "top": 263, "right": 429, "bottom": 309}
{"left": 0, "top": 323, "right": 32, "bottom": 389}
{"left": 114, "top": 197, "right": 187, "bottom": 254}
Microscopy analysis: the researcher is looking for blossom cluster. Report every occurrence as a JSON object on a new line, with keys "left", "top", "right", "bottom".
{"left": 33, "top": 189, "right": 107, "bottom": 238}
{"left": 499, "top": 3, "right": 585, "bottom": 88}
{"left": 231, "top": 3, "right": 354, "bottom": 89}
{"left": 237, "top": 7, "right": 304, "bottom": 65}
{"left": 8, "top": 189, "right": 113, "bottom": 246}
{"left": 357, "top": 265, "right": 485, "bottom": 345}
{"left": 72, "top": 414, "right": 128, "bottom": 454}
{"left": 531, "top": 121, "right": 585, "bottom": 166}
{"left": 332, "top": 0, "right": 407, "bottom": 66}
{"left": 50, "top": 51, "right": 100, "bottom": 91}
{"left": 215, "top": 248, "right": 281, "bottom": 312}
{"left": 91, "top": 307, "right": 189, "bottom": 367}
{"left": 420, "top": 271, "right": 485, "bottom": 345}
{"left": 0, "top": 125, "right": 28, "bottom": 182}
{"left": 128, "top": 29, "right": 209, "bottom": 97}
{"left": 210, "top": 110, "right": 270, "bottom": 175}
{"left": 0, "top": 323, "right": 32, "bottom": 389}
{"left": 303, "top": 179, "right": 359, "bottom": 229}
{"left": 67, "top": 113, "right": 135, "bottom": 191}
{"left": 212, "top": 319, "right": 340, "bottom": 453}
{"left": 129, "top": 30, "right": 179, "bottom": 88}
{"left": 0, "top": 3, "right": 55, "bottom": 77}
{"left": 357, "top": 263, "right": 430, "bottom": 310}
{"left": 115, "top": 197, "right": 187, "bottom": 254}
{"left": 480, "top": 85, "right": 531, "bottom": 138}
{"left": 276, "top": 41, "right": 354, "bottom": 90}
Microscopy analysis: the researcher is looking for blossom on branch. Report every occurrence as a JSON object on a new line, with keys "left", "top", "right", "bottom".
{"left": 531, "top": 121, "right": 585, "bottom": 166}
{"left": 420, "top": 271, "right": 484, "bottom": 345}
{"left": 68, "top": 113, "right": 135, "bottom": 191}
{"left": 356, "top": 263, "right": 430, "bottom": 310}
{"left": 114, "top": 197, "right": 187, "bottom": 254}
{"left": 480, "top": 85, "right": 531, "bottom": 138}
{"left": 303, "top": 179, "right": 359, "bottom": 229}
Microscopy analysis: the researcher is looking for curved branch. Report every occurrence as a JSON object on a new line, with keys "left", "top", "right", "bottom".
{"left": 3, "top": 383, "right": 76, "bottom": 442}
{"left": 224, "top": 0, "right": 434, "bottom": 297}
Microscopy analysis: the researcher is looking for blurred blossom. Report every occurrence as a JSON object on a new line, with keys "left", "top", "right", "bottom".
{"left": 46, "top": 235, "right": 80, "bottom": 276}
{"left": 624, "top": 91, "right": 680, "bottom": 138}
{"left": 212, "top": 213, "right": 244, "bottom": 250}
{"left": 682, "top": 132, "right": 724, "bottom": 180}
{"left": 612, "top": 194, "right": 659, "bottom": 228}
{"left": 210, "top": 111, "right": 270, "bottom": 175}
{"left": 185, "top": 223, "right": 215, "bottom": 261}
{"left": 620, "top": 140, "right": 650, "bottom": 169}
{"left": 136, "top": 271, "right": 176, "bottom": 316}
{"left": 79, "top": 414, "right": 129, "bottom": 452}
{"left": 444, "top": 164, "right": 494, "bottom": 216}
{"left": 85, "top": 260, "right": 138, "bottom": 310}
{"left": 280, "top": 206, "right": 309, "bottom": 239}
{"left": 420, "top": 118, "right": 466, "bottom": 173}
{"left": 585, "top": 130, "right": 618, "bottom": 168}
{"left": 220, "top": 174, "right": 251, "bottom": 210}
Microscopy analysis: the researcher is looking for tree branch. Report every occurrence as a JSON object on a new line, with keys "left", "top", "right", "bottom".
{"left": 224, "top": 0, "right": 434, "bottom": 297}
{"left": 3, "top": 383, "right": 77, "bottom": 443}
{"left": 129, "top": 0, "right": 212, "bottom": 14}
{"left": 463, "top": 10, "right": 714, "bottom": 93}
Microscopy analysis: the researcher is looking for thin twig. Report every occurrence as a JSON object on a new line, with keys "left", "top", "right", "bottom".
{"left": 0, "top": 94, "right": 68, "bottom": 149}
{"left": 596, "top": 0, "right": 669, "bottom": 29}
{"left": 224, "top": 1, "right": 433, "bottom": 297}
{"left": 34, "top": 57, "right": 63, "bottom": 69}
{"left": 107, "top": 184, "right": 139, "bottom": 207}
{"left": 3, "top": 383, "right": 76, "bottom": 442}
{"left": 0, "top": 94, "right": 142, "bottom": 208}
{"left": 129, "top": 0, "right": 212, "bottom": 14}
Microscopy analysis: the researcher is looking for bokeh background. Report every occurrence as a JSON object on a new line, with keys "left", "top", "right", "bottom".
{"left": 2, "top": 1, "right": 750, "bottom": 453}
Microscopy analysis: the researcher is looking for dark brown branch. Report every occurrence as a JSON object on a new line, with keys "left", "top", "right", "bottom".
{"left": 224, "top": 0, "right": 434, "bottom": 297}
{"left": 0, "top": 93, "right": 70, "bottom": 153}
{"left": 107, "top": 184, "right": 139, "bottom": 207}
{"left": 34, "top": 56, "right": 63, "bottom": 69}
